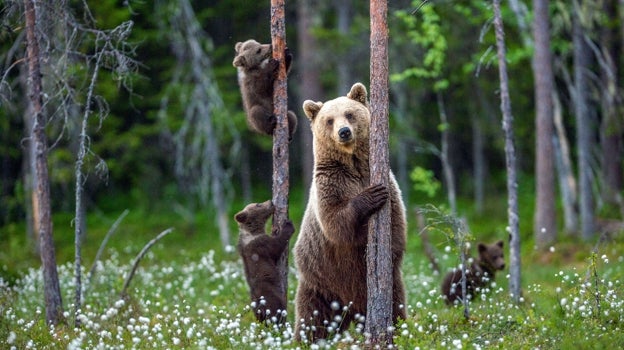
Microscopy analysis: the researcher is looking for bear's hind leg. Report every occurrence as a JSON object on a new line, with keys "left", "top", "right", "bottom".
{"left": 295, "top": 285, "right": 340, "bottom": 342}
{"left": 248, "top": 105, "right": 276, "bottom": 135}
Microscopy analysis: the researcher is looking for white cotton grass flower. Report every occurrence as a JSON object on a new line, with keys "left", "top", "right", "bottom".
{"left": 7, "top": 331, "right": 16, "bottom": 344}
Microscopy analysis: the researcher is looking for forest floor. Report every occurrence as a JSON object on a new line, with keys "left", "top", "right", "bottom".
{"left": 1, "top": 202, "right": 623, "bottom": 349}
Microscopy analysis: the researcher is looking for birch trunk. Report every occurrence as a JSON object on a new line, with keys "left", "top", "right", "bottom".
{"left": 494, "top": 0, "right": 522, "bottom": 302}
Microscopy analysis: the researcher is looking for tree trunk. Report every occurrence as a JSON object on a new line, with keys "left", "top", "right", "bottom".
{"left": 437, "top": 92, "right": 457, "bottom": 215}
{"left": 270, "top": 0, "right": 291, "bottom": 306}
{"left": 366, "top": 0, "right": 393, "bottom": 344}
{"left": 573, "top": 5, "right": 595, "bottom": 240}
{"left": 471, "top": 114, "right": 485, "bottom": 214}
{"left": 493, "top": 0, "right": 522, "bottom": 303}
{"left": 24, "top": 0, "right": 64, "bottom": 326}
{"left": 163, "top": 0, "right": 232, "bottom": 248}
{"left": 552, "top": 90, "right": 578, "bottom": 234}
{"left": 335, "top": 0, "right": 353, "bottom": 94}
{"left": 599, "top": 0, "right": 623, "bottom": 207}
{"left": 532, "top": 0, "right": 557, "bottom": 248}
{"left": 297, "top": 0, "right": 322, "bottom": 193}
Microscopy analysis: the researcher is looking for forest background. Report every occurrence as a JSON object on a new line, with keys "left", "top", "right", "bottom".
{"left": 0, "top": 0, "right": 623, "bottom": 347}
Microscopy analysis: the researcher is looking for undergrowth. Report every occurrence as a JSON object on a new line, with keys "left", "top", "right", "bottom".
{"left": 1, "top": 234, "right": 623, "bottom": 349}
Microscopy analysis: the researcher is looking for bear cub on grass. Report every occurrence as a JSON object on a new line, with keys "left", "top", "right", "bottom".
{"left": 234, "top": 200, "right": 294, "bottom": 324}
{"left": 233, "top": 39, "right": 297, "bottom": 139}
{"left": 441, "top": 240, "right": 506, "bottom": 305}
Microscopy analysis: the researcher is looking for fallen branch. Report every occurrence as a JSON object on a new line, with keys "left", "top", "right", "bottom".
{"left": 120, "top": 227, "right": 174, "bottom": 297}
{"left": 88, "top": 209, "right": 129, "bottom": 283}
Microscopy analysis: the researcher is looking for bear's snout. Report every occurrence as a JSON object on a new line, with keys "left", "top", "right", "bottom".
{"left": 338, "top": 127, "right": 352, "bottom": 142}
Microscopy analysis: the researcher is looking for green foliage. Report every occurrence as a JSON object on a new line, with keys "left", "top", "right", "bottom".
{"left": 410, "top": 166, "right": 441, "bottom": 198}
{"left": 392, "top": 2, "right": 448, "bottom": 91}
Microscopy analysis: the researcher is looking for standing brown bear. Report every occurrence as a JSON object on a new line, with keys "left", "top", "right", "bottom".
{"left": 234, "top": 200, "right": 294, "bottom": 324}
{"left": 232, "top": 39, "right": 297, "bottom": 139}
{"left": 293, "top": 83, "right": 407, "bottom": 342}
{"left": 441, "top": 240, "right": 506, "bottom": 305}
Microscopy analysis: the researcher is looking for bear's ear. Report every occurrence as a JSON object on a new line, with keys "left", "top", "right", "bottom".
{"left": 303, "top": 100, "right": 323, "bottom": 121}
{"left": 478, "top": 243, "right": 487, "bottom": 253}
{"left": 347, "top": 83, "right": 368, "bottom": 105}
{"left": 496, "top": 240, "right": 504, "bottom": 249}
{"left": 234, "top": 211, "right": 247, "bottom": 223}
{"left": 234, "top": 42, "right": 244, "bottom": 54}
{"left": 232, "top": 55, "right": 246, "bottom": 68}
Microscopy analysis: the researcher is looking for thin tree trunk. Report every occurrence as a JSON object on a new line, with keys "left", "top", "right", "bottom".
{"left": 335, "top": 0, "right": 353, "bottom": 94}
{"left": 573, "top": 5, "right": 595, "bottom": 240}
{"left": 297, "top": 0, "right": 322, "bottom": 193}
{"left": 24, "top": 0, "right": 64, "bottom": 326}
{"left": 599, "top": 0, "right": 623, "bottom": 206}
{"left": 366, "top": 0, "right": 393, "bottom": 344}
{"left": 471, "top": 114, "right": 485, "bottom": 214}
{"left": 437, "top": 92, "right": 457, "bottom": 215}
{"left": 415, "top": 209, "right": 439, "bottom": 274}
{"left": 533, "top": 0, "right": 557, "bottom": 248}
{"left": 163, "top": 0, "right": 232, "bottom": 248}
{"left": 73, "top": 41, "right": 105, "bottom": 327}
{"left": 270, "top": 0, "right": 291, "bottom": 305}
{"left": 553, "top": 90, "right": 578, "bottom": 234}
{"left": 494, "top": 0, "right": 522, "bottom": 303}
{"left": 508, "top": 0, "right": 533, "bottom": 47}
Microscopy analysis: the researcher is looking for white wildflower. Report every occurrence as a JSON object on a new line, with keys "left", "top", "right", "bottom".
{"left": 7, "top": 331, "right": 16, "bottom": 344}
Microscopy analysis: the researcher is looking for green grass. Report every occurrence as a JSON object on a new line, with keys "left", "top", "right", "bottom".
{"left": 1, "top": 191, "right": 623, "bottom": 348}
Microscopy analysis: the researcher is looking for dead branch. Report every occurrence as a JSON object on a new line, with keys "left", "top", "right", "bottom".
{"left": 87, "top": 209, "right": 129, "bottom": 283}
{"left": 120, "top": 227, "right": 173, "bottom": 297}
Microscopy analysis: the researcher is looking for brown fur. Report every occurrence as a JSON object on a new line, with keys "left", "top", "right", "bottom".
{"left": 293, "top": 83, "right": 407, "bottom": 342}
{"left": 441, "top": 240, "right": 506, "bottom": 305}
{"left": 234, "top": 200, "right": 294, "bottom": 324}
{"left": 232, "top": 39, "right": 297, "bottom": 139}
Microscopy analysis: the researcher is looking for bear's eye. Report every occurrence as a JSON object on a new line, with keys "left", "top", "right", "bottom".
{"left": 345, "top": 112, "right": 353, "bottom": 120}
{"left": 256, "top": 48, "right": 261, "bottom": 54}
{"left": 327, "top": 118, "right": 334, "bottom": 126}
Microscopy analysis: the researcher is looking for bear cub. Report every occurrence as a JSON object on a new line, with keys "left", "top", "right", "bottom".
{"left": 234, "top": 200, "right": 294, "bottom": 324}
{"left": 233, "top": 39, "right": 297, "bottom": 139}
{"left": 441, "top": 240, "right": 506, "bottom": 305}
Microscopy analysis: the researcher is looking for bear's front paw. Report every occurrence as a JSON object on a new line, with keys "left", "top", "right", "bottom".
{"left": 280, "top": 220, "right": 295, "bottom": 238}
{"left": 268, "top": 58, "right": 280, "bottom": 72}
{"left": 353, "top": 184, "right": 389, "bottom": 218}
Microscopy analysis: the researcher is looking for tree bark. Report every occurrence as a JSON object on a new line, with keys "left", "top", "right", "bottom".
{"left": 532, "top": 0, "right": 557, "bottom": 248}
{"left": 552, "top": 90, "right": 578, "bottom": 234}
{"left": 270, "top": 0, "right": 291, "bottom": 306}
{"left": 334, "top": 0, "right": 353, "bottom": 94}
{"left": 573, "top": 4, "right": 595, "bottom": 240}
{"left": 366, "top": 0, "right": 393, "bottom": 344}
{"left": 471, "top": 114, "right": 485, "bottom": 214}
{"left": 163, "top": 0, "right": 232, "bottom": 248}
{"left": 437, "top": 92, "right": 457, "bottom": 215}
{"left": 24, "top": 0, "right": 64, "bottom": 326}
{"left": 599, "top": 0, "right": 623, "bottom": 207}
{"left": 493, "top": 0, "right": 522, "bottom": 303}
